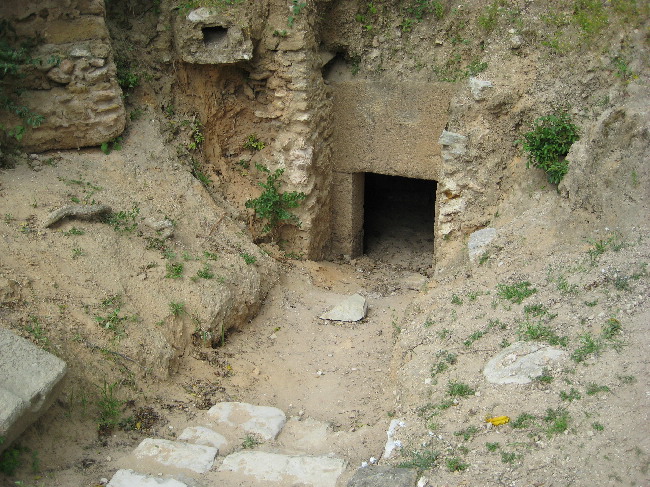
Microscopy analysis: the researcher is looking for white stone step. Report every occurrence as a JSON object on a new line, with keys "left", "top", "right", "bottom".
{"left": 218, "top": 450, "right": 346, "bottom": 487}
{"left": 206, "top": 402, "right": 286, "bottom": 440}
{"left": 132, "top": 438, "right": 217, "bottom": 474}
{"left": 107, "top": 469, "right": 188, "bottom": 487}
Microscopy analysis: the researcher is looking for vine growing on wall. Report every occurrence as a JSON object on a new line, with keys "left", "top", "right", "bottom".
{"left": 0, "top": 20, "right": 44, "bottom": 165}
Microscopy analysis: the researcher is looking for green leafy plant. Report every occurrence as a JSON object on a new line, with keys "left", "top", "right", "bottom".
{"left": 543, "top": 407, "right": 570, "bottom": 435}
{"left": 559, "top": 387, "right": 582, "bottom": 401}
{"left": 571, "top": 333, "right": 603, "bottom": 362}
{"left": 288, "top": 0, "right": 307, "bottom": 27}
{"left": 454, "top": 426, "right": 479, "bottom": 441}
{"left": 518, "top": 321, "right": 568, "bottom": 346}
{"left": 486, "top": 442, "right": 500, "bottom": 452}
{"left": 520, "top": 112, "right": 579, "bottom": 184}
{"left": 511, "top": 412, "right": 536, "bottom": 429}
{"left": 245, "top": 167, "right": 306, "bottom": 235}
{"left": 196, "top": 264, "right": 215, "bottom": 280}
{"left": 0, "top": 439, "right": 25, "bottom": 475}
{"left": 243, "top": 134, "right": 265, "bottom": 151}
{"left": 241, "top": 434, "right": 261, "bottom": 449}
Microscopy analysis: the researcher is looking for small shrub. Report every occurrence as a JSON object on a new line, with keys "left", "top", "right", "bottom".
{"left": 520, "top": 112, "right": 580, "bottom": 184}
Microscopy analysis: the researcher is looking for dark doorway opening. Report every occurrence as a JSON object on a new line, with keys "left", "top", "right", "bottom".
{"left": 202, "top": 26, "right": 228, "bottom": 46}
{"left": 364, "top": 173, "right": 437, "bottom": 272}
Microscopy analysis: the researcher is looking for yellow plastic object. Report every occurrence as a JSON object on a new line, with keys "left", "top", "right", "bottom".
{"left": 486, "top": 415, "right": 510, "bottom": 426}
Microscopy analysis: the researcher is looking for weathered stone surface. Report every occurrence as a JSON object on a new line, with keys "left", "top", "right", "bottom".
{"left": 132, "top": 439, "right": 217, "bottom": 474}
{"left": 469, "top": 77, "right": 494, "bottom": 101}
{"left": 484, "top": 341, "right": 568, "bottom": 385}
{"left": 0, "top": 328, "right": 67, "bottom": 453}
{"left": 107, "top": 469, "right": 188, "bottom": 487}
{"left": 320, "top": 294, "right": 368, "bottom": 322}
{"left": 207, "top": 402, "right": 286, "bottom": 440}
{"left": 438, "top": 131, "right": 468, "bottom": 157}
{"left": 276, "top": 417, "right": 331, "bottom": 453}
{"left": 219, "top": 451, "right": 346, "bottom": 487}
{"left": 173, "top": 8, "right": 253, "bottom": 64}
{"left": 402, "top": 273, "right": 428, "bottom": 291}
{"left": 347, "top": 466, "right": 419, "bottom": 487}
{"left": 178, "top": 426, "right": 227, "bottom": 450}
{"left": 468, "top": 228, "right": 497, "bottom": 262}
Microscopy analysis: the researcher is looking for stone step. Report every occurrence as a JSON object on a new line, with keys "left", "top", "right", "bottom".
{"left": 206, "top": 402, "right": 287, "bottom": 441}
{"left": 107, "top": 469, "right": 189, "bottom": 487}
{"left": 218, "top": 450, "right": 347, "bottom": 487}
{"left": 0, "top": 328, "right": 67, "bottom": 453}
{"left": 129, "top": 438, "right": 218, "bottom": 474}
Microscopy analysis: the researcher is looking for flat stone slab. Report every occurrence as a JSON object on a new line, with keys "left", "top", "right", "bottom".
{"left": 484, "top": 341, "right": 568, "bottom": 384}
{"left": 178, "top": 426, "right": 227, "bottom": 451}
{"left": 0, "top": 328, "right": 67, "bottom": 453}
{"left": 276, "top": 417, "right": 331, "bottom": 453}
{"left": 320, "top": 293, "right": 367, "bottom": 322}
{"left": 207, "top": 402, "right": 286, "bottom": 440}
{"left": 107, "top": 469, "right": 188, "bottom": 487}
{"left": 347, "top": 466, "right": 419, "bottom": 487}
{"left": 468, "top": 227, "right": 496, "bottom": 262}
{"left": 133, "top": 439, "right": 217, "bottom": 474}
{"left": 219, "top": 451, "right": 346, "bottom": 487}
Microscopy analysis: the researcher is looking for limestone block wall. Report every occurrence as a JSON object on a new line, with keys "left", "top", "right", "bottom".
{"left": 0, "top": 0, "right": 126, "bottom": 151}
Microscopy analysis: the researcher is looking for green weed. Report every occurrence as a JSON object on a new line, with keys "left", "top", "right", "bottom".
{"left": 241, "top": 434, "right": 260, "bottom": 449}
{"left": 544, "top": 407, "right": 570, "bottom": 435}
{"left": 517, "top": 321, "right": 568, "bottom": 346}
{"left": 243, "top": 134, "right": 265, "bottom": 151}
{"left": 501, "top": 451, "right": 519, "bottom": 464}
{"left": 169, "top": 301, "right": 185, "bottom": 317}
{"left": 165, "top": 262, "right": 184, "bottom": 279}
{"left": 245, "top": 166, "right": 306, "bottom": 235}
{"left": 486, "top": 442, "right": 500, "bottom": 452}
{"left": 447, "top": 381, "right": 475, "bottom": 397}
{"left": 454, "top": 426, "right": 479, "bottom": 441}
{"left": 398, "top": 449, "right": 439, "bottom": 470}
{"left": 446, "top": 457, "right": 469, "bottom": 472}
{"left": 105, "top": 206, "right": 140, "bottom": 233}
{"left": 72, "top": 247, "right": 85, "bottom": 259}
{"left": 520, "top": 112, "right": 579, "bottom": 184}
{"left": 586, "top": 383, "right": 610, "bottom": 395}
{"left": 571, "top": 333, "right": 603, "bottom": 362}
{"left": 511, "top": 413, "right": 536, "bottom": 429}
{"left": 592, "top": 422, "right": 605, "bottom": 431}
{"left": 97, "top": 381, "right": 123, "bottom": 434}
{"left": 63, "top": 226, "right": 85, "bottom": 236}
{"left": 101, "top": 137, "right": 122, "bottom": 155}
{"left": 431, "top": 351, "right": 457, "bottom": 377}
{"left": 601, "top": 318, "right": 622, "bottom": 339}
{"left": 241, "top": 253, "right": 257, "bottom": 265}
{"left": 25, "top": 316, "right": 49, "bottom": 347}
{"left": 559, "top": 388, "right": 582, "bottom": 401}
{"left": 497, "top": 281, "right": 537, "bottom": 304}
{"left": 451, "top": 294, "right": 463, "bottom": 305}
{"left": 196, "top": 264, "right": 215, "bottom": 280}
{"left": 463, "top": 330, "right": 486, "bottom": 347}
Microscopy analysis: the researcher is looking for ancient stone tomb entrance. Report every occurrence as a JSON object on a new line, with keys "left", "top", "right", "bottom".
{"left": 364, "top": 173, "right": 437, "bottom": 269}
{"left": 328, "top": 81, "right": 454, "bottom": 269}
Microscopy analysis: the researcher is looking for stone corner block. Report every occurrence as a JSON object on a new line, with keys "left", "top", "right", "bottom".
{"left": 319, "top": 293, "right": 368, "bottom": 322}
{"left": 0, "top": 328, "right": 67, "bottom": 453}
{"left": 347, "top": 465, "right": 419, "bottom": 487}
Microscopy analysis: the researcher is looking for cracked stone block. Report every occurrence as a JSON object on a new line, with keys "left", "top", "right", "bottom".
{"left": 347, "top": 466, "right": 419, "bottom": 487}
{"left": 219, "top": 451, "right": 346, "bottom": 487}
{"left": 132, "top": 438, "right": 217, "bottom": 474}
{"left": 207, "top": 402, "right": 286, "bottom": 440}
{"left": 0, "top": 328, "right": 67, "bottom": 453}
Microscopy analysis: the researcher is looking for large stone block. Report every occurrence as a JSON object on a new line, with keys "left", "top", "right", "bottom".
{"left": 0, "top": 328, "right": 67, "bottom": 453}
